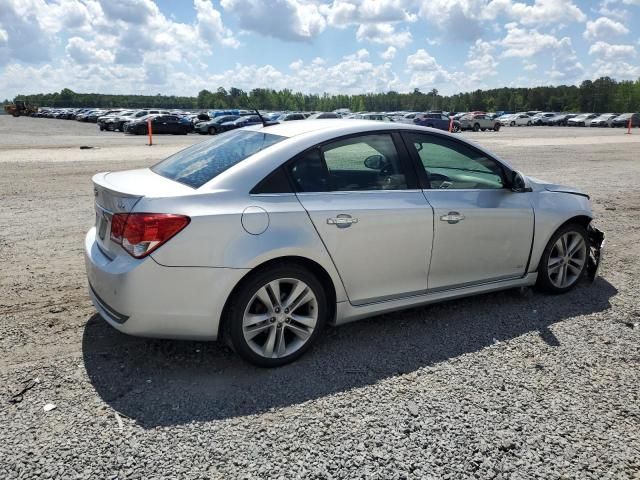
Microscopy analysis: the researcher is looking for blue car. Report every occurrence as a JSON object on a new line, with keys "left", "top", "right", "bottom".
{"left": 413, "top": 112, "right": 452, "bottom": 131}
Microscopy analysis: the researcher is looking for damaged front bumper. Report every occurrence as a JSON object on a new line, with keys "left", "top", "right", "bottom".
{"left": 587, "top": 224, "right": 605, "bottom": 281}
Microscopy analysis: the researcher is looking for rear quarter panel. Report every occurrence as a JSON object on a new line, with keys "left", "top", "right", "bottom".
{"left": 145, "top": 192, "right": 349, "bottom": 303}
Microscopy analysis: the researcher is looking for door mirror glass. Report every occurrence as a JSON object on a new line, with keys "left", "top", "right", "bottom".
{"left": 512, "top": 171, "right": 532, "bottom": 192}
{"left": 364, "top": 154, "right": 385, "bottom": 170}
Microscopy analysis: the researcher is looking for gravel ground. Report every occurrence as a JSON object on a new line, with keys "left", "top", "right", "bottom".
{"left": 1, "top": 117, "right": 639, "bottom": 479}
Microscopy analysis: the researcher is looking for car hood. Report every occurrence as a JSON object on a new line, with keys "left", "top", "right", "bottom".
{"left": 527, "top": 176, "right": 589, "bottom": 198}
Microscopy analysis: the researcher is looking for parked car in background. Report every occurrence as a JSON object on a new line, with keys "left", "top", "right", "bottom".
{"left": 85, "top": 120, "right": 604, "bottom": 367}
{"left": 531, "top": 112, "right": 557, "bottom": 125}
{"left": 124, "top": 115, "right": 189, "bottom": 135}
{"left": 459, "top": 113, "right": 500, "bottom": 131}
{"left": 348, "top": 113, "right": 394, "bottom": 122}
{"left": 102, "top": 111, "right": 138, "bottom": 131}
{"left": 413, "top": 112, "right": 451, "bottom": 131}
{"left": 277, "top": 113, "right": 306, "bottom": 122}
{"left": 611, "top": 113, "right": 640, "bottom": 128}
{"left": 567, "top": 113, "right": 598, "bottom": 126}
{"left": 217, "top": 115, "right": 263, "bottom": 133}
{"left": 195, "top": 115, "right": 241, "bottom": 134}
{"left": 306, "top": 112, "right": 340, "bottom": 120}
{"left": 120, "top": 110, "right": 171, "bottom": 130}
{"left": 588, "top": 113, "right": 619, "bottom": 127}
{"left": 502, "top": 114, "right": 532, "bottom": 127}
{"left": 547, "top": 113, "right": 577, "bottom": 126}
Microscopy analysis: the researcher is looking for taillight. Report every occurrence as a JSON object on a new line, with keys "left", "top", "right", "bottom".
{"left": 110, "top": 213, "right": 190, "bottom": 258}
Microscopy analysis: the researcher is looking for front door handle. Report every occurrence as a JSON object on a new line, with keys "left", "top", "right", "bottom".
{"left": 327, "top": 214, "right": 358, "bottom": 228}
{"left": 440, "top": 212, "right": 465, "bottom": 224}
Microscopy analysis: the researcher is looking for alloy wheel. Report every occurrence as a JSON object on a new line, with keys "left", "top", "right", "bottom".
{"left": 547, "top": 231, "right": 587, "bottom": 288}
{"left": 242, "top": 278, "right": 318, "bottom": 359}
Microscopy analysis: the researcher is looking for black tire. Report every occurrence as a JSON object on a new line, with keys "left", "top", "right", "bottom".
{"left": 452, "top": 124, "right": 460, "bottom": 133}
{"left": 223, "top": 263, "right": 328, "bottom": 367}
{"left": 208, "top": 126, "right": 217, "bottom": 135}
{"left": 481, "top": 128, "right": 486, "bottom": 132}
{"left": 473, "top": 123, "right": 480, "bottom": 132}
{"left": 493, "top": 124, "right": 500, "bottom": 131}
{"left": 510, "top": 121, "right": 515, "bottom": 127}
{"left": 527, "top": 121, "right": 532, "bottom": 126}
{"left": 536, "top": 223, "right": 589, "bottom": 294}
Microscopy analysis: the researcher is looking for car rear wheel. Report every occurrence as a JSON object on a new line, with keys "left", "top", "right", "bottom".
{"left": 208, "top": 126, "right": 217, "bottom": 135}
{"left": 224, "top": 264, "right": 327, "bottom": 367}
{"left": 510, "top": 121, "right": 515, "bottom": 127}
{"left": 493, "top": 124, "right": 500, "bottom": 131}
{"left": 473, "top": 123, "right": 480, "bottom": 132}
{"left": 527, "top": 121, "right": 532, "bottom": 126}
{"left": 536, "top": 224, "right": 589, "bottom": 294}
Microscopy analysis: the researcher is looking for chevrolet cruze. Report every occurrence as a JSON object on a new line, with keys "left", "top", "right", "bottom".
{"left": 85, "top": 120, "right": 604, "bottom": 366}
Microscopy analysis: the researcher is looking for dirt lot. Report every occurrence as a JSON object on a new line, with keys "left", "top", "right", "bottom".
{"left": 1, "top": 116, "right": 639, "bottom": 479}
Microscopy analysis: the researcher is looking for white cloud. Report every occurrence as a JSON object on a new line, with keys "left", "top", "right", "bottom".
{"left": 406, "top": 48, "right": 454, "bottom": 87}
{"left": 356, "top": 23, "right": 412, "bottom": 47}
{"left": 546, "top": 37, "right": 583, "bottom": 82}
{"left": 322, "top": 0, "right": 416, "bottom": 27}
{"left": 98, "top": 0, "right": 159, "bottom": 25}
{"left": 195, "top": 0, "right": 239, "bottom": 47}
{"left": 418, "top": 0, "right": 585, "bottom": 41}
{"left": 583, "top": 16, "right": 629, "bottom": 41}
{"left": 589, "top": 41, "right": 637, "bottom": 60}
{"left": 220, "top": 0, "right": 326, "bottom": 41}
{"left": 508, "top": 0, "right": 586, "bottom": 25}
{"left": 380, "top": 46, "right": 397, "bottom": 60}
{"left": 465, "top": 40, "right": 498, "bottom": 78}
{"left": 65, "top": 36, "right": 114, "bottom": 64}
{"left": 499, "top": 24, "right": 565, "bottom": 58}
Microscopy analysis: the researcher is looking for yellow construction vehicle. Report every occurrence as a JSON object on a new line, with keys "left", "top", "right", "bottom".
{"left": 3, "top": 100, "right": 38, "bottom": 117}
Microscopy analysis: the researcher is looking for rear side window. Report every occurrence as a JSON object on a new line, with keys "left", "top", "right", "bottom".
{"left": 152, "top": 130, "right": 285, "bottom": 188}
{"left": 288, "top": 134, "right": 409, "bottom": 192}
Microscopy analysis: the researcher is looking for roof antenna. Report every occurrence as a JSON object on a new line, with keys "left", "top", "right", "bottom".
{"left": 254, "top": 108, "right": 268, "bottom": 127}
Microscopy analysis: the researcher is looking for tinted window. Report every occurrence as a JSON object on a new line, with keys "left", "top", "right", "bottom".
{"left": 288, "top": 134, "right": 408, "bottom": 192}
{"left": 152, "top": 130, "right": 285, "bottom": 188}
{"left": 405, "top": 133, "right": 505, "bottom": 190}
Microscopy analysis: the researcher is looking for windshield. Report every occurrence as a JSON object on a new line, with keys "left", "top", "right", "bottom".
{"left": 152, "top": 129, "right": 285, "bottom": 188}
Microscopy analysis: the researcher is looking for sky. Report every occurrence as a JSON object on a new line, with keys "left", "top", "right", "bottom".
{"left": 0, "top": 0, "right": 639, "bottom": 99}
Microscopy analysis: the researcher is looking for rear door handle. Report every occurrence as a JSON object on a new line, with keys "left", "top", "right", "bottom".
{"left": 327, "top": 214, "right": 358, "bottom": 227}
{"left": 440, "top": 212, "right": 465, "bottom": 224}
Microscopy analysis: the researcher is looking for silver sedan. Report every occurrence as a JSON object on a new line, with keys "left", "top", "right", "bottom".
{"left": 85, "top": 120, "right": 604, "bottom": 366}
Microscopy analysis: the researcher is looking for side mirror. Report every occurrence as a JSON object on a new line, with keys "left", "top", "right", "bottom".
{"left": 512, "top": 171, "right": 532, "bottom": 193}
{"left": 364, "top": 154, "right": 386, "bottom": 170}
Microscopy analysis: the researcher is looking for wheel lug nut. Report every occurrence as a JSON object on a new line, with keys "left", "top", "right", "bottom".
{"left": 284, "top": 308, "right": 289, "bottom": 313}
{"left": 270, "top": 317, "right": 275, "bottom": 323}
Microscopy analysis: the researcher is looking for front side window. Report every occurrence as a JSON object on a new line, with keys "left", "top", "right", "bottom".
{"left": 288, "top": 134, "right": 408, "bottom": 192}
{"left": 152, "top": 130, "right": 285, "bottom": 188}
{"left": 405, "top": 133, "right": 505, "bottom": 190}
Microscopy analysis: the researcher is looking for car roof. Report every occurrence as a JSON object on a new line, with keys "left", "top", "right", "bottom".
{"left": 253, "top": 119, "right": 431, "bottom": 138}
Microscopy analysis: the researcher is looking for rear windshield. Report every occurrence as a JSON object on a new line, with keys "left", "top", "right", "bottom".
{"left": 152, "top": 129, "right": 285, "bottom": 188}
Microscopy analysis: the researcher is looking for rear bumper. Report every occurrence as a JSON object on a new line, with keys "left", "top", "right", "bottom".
{"left": 84, "top": 227, "right": 249, "bottom": 340}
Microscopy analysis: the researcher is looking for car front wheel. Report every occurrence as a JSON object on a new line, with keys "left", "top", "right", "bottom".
{"left": 536, "top": 224, "right": 589, "bottom": 293}
{"left": 473, "top": 123, "right": 480, "bottom": 131}
{"left": 493, "top": 124, "right": 500, "bottom": 131}
{"left": 224, "top": 264, "right": 327, "bottom": 367}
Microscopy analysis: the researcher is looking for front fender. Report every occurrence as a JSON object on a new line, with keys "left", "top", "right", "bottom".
{"left": 528, "top": 190, "right": 593, "bottom": 272}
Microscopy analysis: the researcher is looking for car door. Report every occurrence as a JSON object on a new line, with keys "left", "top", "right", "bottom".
{"left": 402, "top": 131, "right": 534, "bottom": 291}
{"left": 287, "top": 132, "right": 434, "bottom": 305}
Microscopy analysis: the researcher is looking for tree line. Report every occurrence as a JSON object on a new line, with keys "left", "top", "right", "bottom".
{"left": 8, "top": 77, "right": 640, "bottom": 113}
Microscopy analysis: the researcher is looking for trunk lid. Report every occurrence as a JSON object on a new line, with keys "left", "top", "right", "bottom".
{"left": 92, "top": 168, "right": 192, "bottom": 257}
